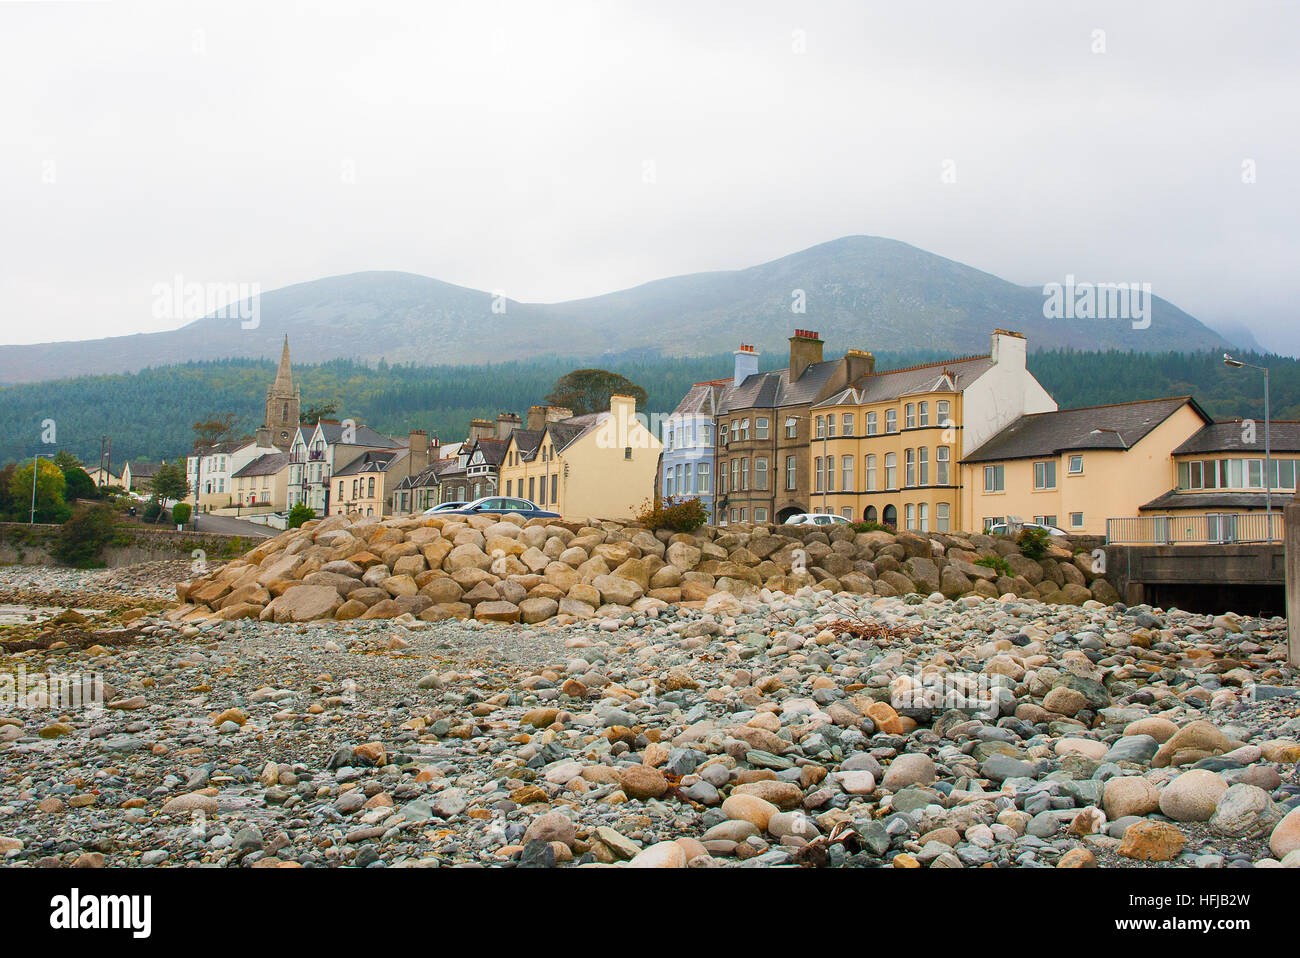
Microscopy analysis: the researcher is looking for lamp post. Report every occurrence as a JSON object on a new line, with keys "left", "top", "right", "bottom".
{"left": 1224, "top": 354, "right": 1272, "bottom": 541}
{"left": 29, "top": 453, "right": 41, "bottom": 524}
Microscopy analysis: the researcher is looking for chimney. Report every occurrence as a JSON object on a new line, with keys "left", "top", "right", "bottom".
{"left": 526, "top": 405, "right": 547, "bottom": 431}
{"left": 255, "top": 426, "right": 272, "bottom": 449}
{"left": 468, "top": 418, "right": 494, "bottom": 444}
{"left": 496, "top": 412, "right": 521, "bottom": 439}
{"left": 990, "top": 329, "right": 1026, "bottom": 367}
{"left": 430, "top": 435, "right": 441, "bottom": 460}
{"left": 733, "top": 344, "right": 760, "bottom": 387}
{"left": 844, "top": 349, "right": 875, "bottom": 383}
{"left": 788, "top": 329, "right": 823, "bottom": 381}
{"left": 408, "top": 429, "right": 429, "bottom": 475}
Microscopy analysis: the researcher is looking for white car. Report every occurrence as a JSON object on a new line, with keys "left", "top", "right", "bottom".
{"left": 784, "top": 513, "right": 851, "bottom": 526}
{"left": 422, "top": 501, "right": 468, "bottom": 515}
{"left": 986, "top": 521, "right": 1069, "bottom": 538}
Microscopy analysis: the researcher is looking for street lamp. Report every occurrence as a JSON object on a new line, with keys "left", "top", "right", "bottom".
{"left": 1224, "top": 353, "right": 1272, "bottom": 541}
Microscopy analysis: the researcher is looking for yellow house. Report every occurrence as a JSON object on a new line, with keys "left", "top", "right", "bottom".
{"left": 331, "top": 449, "right": 410, "bottom": 518}
{"left": 1137, "top": 419, "right": 1300, "bottom": 535}
{"left": 499, "top": 395, "right": 661, "bottom": 521}
{"left": 960, "top": 396, "right": 1211, "bottom": 536}
{"left": 229, "top": 452, "right": 291, "bottom": 513}
{"left": 802, "top": 331, "right": 1056, "bottom": 532}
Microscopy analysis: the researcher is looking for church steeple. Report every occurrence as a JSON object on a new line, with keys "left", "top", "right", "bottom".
{"left": 264, "top": 335, "right": 300, "bottom": 451}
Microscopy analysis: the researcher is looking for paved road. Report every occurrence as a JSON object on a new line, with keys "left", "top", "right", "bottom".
{"left": 193, "top": 514, "right": 275, "bottom": 538}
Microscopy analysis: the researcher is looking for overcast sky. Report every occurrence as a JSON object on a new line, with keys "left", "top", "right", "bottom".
{"left": 2, "top": 0, "right": 1297, "bottom": 353}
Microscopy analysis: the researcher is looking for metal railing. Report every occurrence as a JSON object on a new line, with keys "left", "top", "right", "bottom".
{"left": 1106, "top": 512, "right": 1284, "bottom": 545}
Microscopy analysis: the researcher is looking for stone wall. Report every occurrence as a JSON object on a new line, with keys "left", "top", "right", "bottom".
{"left": 0, "top": 522, "right": 251, "bottom": 568}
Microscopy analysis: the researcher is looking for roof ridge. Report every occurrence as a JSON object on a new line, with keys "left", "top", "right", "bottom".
{"left": 873, "top": 353, "right": 990, "bottom": 376}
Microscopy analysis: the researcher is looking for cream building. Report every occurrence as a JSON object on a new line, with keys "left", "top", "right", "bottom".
{"left": 229, "top": 452, "right": 291, "bottom": 514}
{"left": 499, "top": 395, "right": 661, "bottom": 521}
{"left": 960, "top": 396, "right": 1211, "bottom": 535}
{"left": 803, "top": 330, "right": 1057, "bottom": 531}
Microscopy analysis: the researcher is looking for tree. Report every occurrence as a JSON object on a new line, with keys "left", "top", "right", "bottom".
{"left": 53, "top": 503, "right": 118, "bottom": 568}
{"left": 544, "top": 369, "right": 648, "bottom": 417}
{"left": 301, "top": 402, "right": 338, "bottom": 425}
{"left": 193, "top": 412, "right": 239, "bottom": 453}
{"left": 287, "top": 503, "right": 315, "bottom": 528}
{"left": 149, "top": 462, "right": 190, "bottom": 521}
{"left": 53, "top": 450, "right": 83, "bottom": 472}
{"left": 9, "top": 458, "right": 69, "bottom": 523}
{"left": 62, "top": 465, "right": 98, "bottom": 503}
{"left": 0, "top": 463, "right": 16, "bottom": 519}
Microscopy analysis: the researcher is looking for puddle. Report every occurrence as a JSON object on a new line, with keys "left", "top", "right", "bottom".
{"left": 0, "top": 605, "right": 105, "bottom": 627}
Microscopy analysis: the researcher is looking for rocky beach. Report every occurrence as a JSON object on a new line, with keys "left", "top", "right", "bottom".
{"left": 0, "top": 514, "right": 1297, "bottom": 870}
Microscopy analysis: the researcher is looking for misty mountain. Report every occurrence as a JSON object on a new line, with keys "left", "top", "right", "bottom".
{"left": 0, "top": 236, "right": 1234, "bottom": 384}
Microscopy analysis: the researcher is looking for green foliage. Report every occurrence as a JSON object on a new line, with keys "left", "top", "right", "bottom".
{"left": 544, "top": 368, "right": 649, "bottom": 417}
{"left": 149, "top": 462, "right": 190, "bottom": 506}
{"left": 288, "top": 503, "right": 315, "bottom": 528}
{"left": 975, "top": 554, "right": 1012, "bottom": 577}
{"left": 171, "top": 502, "right": 192, "bottom": 526}
{"left": 8, "top": 458, "right": 69, "bottom": 522}
{"left": 143, "top": 500, "right": 162, "bottom": 522}
{"left": 850, "top": 520, "right": 896, "bottom": 534}
{"left": 1017, "top": 526, "right": 1051, "bottom": 560}
{"left": 61, "top": 465, "right": 98, "bottom": 502}
{"left": 637, "top": 497, "right": 708, "bottom": 533}
{"left": 300, "top": 402, "right": 338, "bottom": 425}
{"left": 52, "top": 503, "right": 118, "bottom": 568}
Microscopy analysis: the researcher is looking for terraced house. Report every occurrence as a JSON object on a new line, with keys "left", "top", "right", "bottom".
{"left": 713, "top": 329, "right": 1055, "bottom": 528}
{"left": 661, "top": 375, "right": 728, "bottom": 519}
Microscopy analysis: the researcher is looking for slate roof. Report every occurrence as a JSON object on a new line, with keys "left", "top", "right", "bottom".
{"left": 315, "top": 421, "right": 404, "bottom": 448}
{"left": 231, "top": 452, "right": 290, "bottom": 478}
{"left": 963, "top": 397, "right": 1207, "bottom": 464}
{"left": 124, "top": 461, "right": 163, "bottom": 478}
{"left": 1173, "top": 420, "right": 1300, "bottom": 456}
{"left": 672, "top": 380, "right": 731, "bottom": 418}
{"left": 1139, "top": 490, "right": 1279, "bottom": 511}
{"left": 718, "top": 359, "right": 841, "bottom": 412}
{"left": 333, "top": 449, "right": 408, "bottom": 477}
{"left": 472, "top": 438, "right": 508, "bottom": 466}
{"left": 814, "top": 355, "right": 995, "bottom": 407}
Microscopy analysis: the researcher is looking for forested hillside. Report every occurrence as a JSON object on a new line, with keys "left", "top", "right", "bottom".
{"left": 1, "top": 349, "right": 1295, "bottom": 468}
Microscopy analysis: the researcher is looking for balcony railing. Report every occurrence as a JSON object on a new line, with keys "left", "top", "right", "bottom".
{"left": 1106, "top": 513, "right": 1284, "bottom": 545}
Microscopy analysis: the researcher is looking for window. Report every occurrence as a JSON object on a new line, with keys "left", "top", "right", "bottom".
{"left": 625, "top": 446, "right": 632, "bottom": 460}
{"left": 740, "top": 419, "right": 750, "bottom": 441}
{"left": 826, "top": 456, "right": 835, "bottom": 491}
{"left": 731, "top": 459, "right": 740, "bottom": 492}
{"left": 683, "top": 463, "right": 692, "bottom": 494}
{"left": 729, "top": 508, "right": 737, "bottom": 524}
{"left": 719, "top": 421, "right": 728, "bottom": 445}
{"left": 842, "top": 507, "right": 853, "bottom": 519}
{"left": 919, "top": 402, "right": 929, "bottom": 427}
{"left": 1274, "top": 459, "right": 1297, "bottom": 490}
{"left": 886, "top": 409, "right": 898, "bottom": 433}
{"left": 730, "top": 420, "right": 740, "bottom": 443}
{"left": 826, "top": 415, "right": 836, "bottom": 438}
{"left": 666, "top": 429, "right": 674, "bottom": 450}
{"left": 785, "top": 417, "right": 798, "bottom": 438}
{"left": 539, "top": 476, "right": 547, "bottom": 505}
{"left": 815, "top": 416, "right": 825, "bottom": 439}
{"left": 1066, "top": 512, "right": 1083, "bottom": 528}
{"left": 698, "top": 462, "right": 710, "bottom": 493}
{"left": 528, "top": 477, "right": 535, "bottom": 500}
{"left": 936, "top": 446, "right": 950, "bottom": 485}
{"left": 936, "top": 502, "right": 950, "bottom": 532}
{"left": 918, "top": 503, "right": 929, "bottom": 532}
{"left": 918, "top": 447, "right": 929, "bottom": 486}
{"left": 884, "top": 452, "right": 897, "bottom": 489}
{"left": 718, "top": 460, "right": 728, "bottom": 493}
{"left": 755, "top": 507, "right": 768, "bottom": 522}
{"left": 755, "top": 457, "right": 768, "bottom": 490}
{"left": 665, "top": 472, "right": 674, "bottom": 498}
{"left": 1034, "top": 460, "right": 1057, "bottom": 490}
{"left": 551, "top": 474, "right": 558, "bottom": 503}
{"left": 702, "top": 424, "right": 712, "bottom": 445}
{"left": 984, "top": 464, "right": 1004, "bottom": 492}
{"left": 740, "top": 458, "right": 749, "bottom": 490}
{"left": 867, "top": 411, "right": 878, "bottom": 435}
{"left": 756, "top": 417, "right": 769, "bottom": 439}
{"left": 905, "top": 448, "right": 916, "bottom": 487}
{"left": 842, "top": 414, "right": 854, "bottom": 436}
{"left": 1068, "top": 454, "right": 1084, "bottom": 475}
{"left": 506, "top": 479, "right": 512, "bottom": 496}
{"left": 842, "top": 455, "right": 853, "bottom": 491}
{"left": 864, "top": 454, "right": 877, "bottom": 491}
{"left": 740, "top": 508, "right": 748, "bottom": 522}
{"left": 984, "top": 516, "right": 1004, "bottom": 532}
{"left": 1247, "top": 458, "right": 1264, "bottom": 488}
{"left": 352, "top": 479, "right": 359, "bottom": 497}
{"left": 905, "top": 404, "right": 916, "bottom": 429}
{"left": 367, "top": 477, "right": 375, "bottom": 497}
{"left": 937, "top": 400, "right": 951, "bottom": 426}
{"left": 1034, "top": 514, "right": 1058, "bottom": 527}
{"left": 905, "top": 503, "right": 915, "bottom": 529}
{"left": 786, "top": 455, "right": 797, "bottom": 490}
{"left": 338, "top": 481, "right": 344, "bottom": 499}
{"left": 814, "top": 456, "right": 824, "bottom": 492}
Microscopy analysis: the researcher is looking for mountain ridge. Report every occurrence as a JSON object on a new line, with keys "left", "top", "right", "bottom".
{"left": 0, "top": 235, "right": 1236, "bottom": 383}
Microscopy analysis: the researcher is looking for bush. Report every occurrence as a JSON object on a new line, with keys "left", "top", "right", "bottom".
{"left": 52, "top": 503, "right": 118, "bottom": 568}
{"left": 975, "top": 554, "right": 1012, "bottom": 577}
{"left": 287, "top": 503, "right": 315, "bottom": 529}
{"left": 143, "top": 500, "right": 163, "bottom": 523}
{"left": 850, "top": 521, "right": 896, "bottom": 534}
{"left": 637, "top": 497, "right": 708, "bottom": 533}
{"left": 1017, "top": 526, "right": 1051, "bottom": 560}
{"left": 172, "top": 502, "right": 192, "bottom": 526}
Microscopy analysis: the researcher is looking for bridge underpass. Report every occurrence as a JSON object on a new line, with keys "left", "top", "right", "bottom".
{"left": 1104, "top": 543, "right": 1285, "bottom": 617}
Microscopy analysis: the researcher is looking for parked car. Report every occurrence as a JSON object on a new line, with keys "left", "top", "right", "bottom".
{"left": 438, "top": 496, "right": 561, "bottom": 519}
{"left": 784, "top": 513, "right": 850, "bottom": 526}
{"left": 987, "top": 521, "right": 1069, "bottom": 538}
{"left": 422, "top": 501, "right": 468, "bottom": 515}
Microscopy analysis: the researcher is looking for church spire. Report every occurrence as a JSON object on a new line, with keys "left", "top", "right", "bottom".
{"left": 271, "top": 334, "right": 294, "bottom": 397}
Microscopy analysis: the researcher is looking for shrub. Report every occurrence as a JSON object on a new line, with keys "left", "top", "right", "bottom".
{"left": 287, "top": 503, "right": 315, "bottom": 529}
{"left": 172, "top": 502, "right": 192, "bottom": 526}
{"left": 143, "top": 500, "right": 163, "bottom": 522}
{"left": 1017, "top": 526, "right": 1051, "bottom": 560}
{"left": 637, "top": 497, "right": 708, "bottom": 533}
{"left": 850, "top": 521, "right": 896, "bottom": 534}
{"left": 52, "top": 503, "right": 118, "bottom": 568}
{"left": 975, "top": 554, "right": 1012, "bottom": 577}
